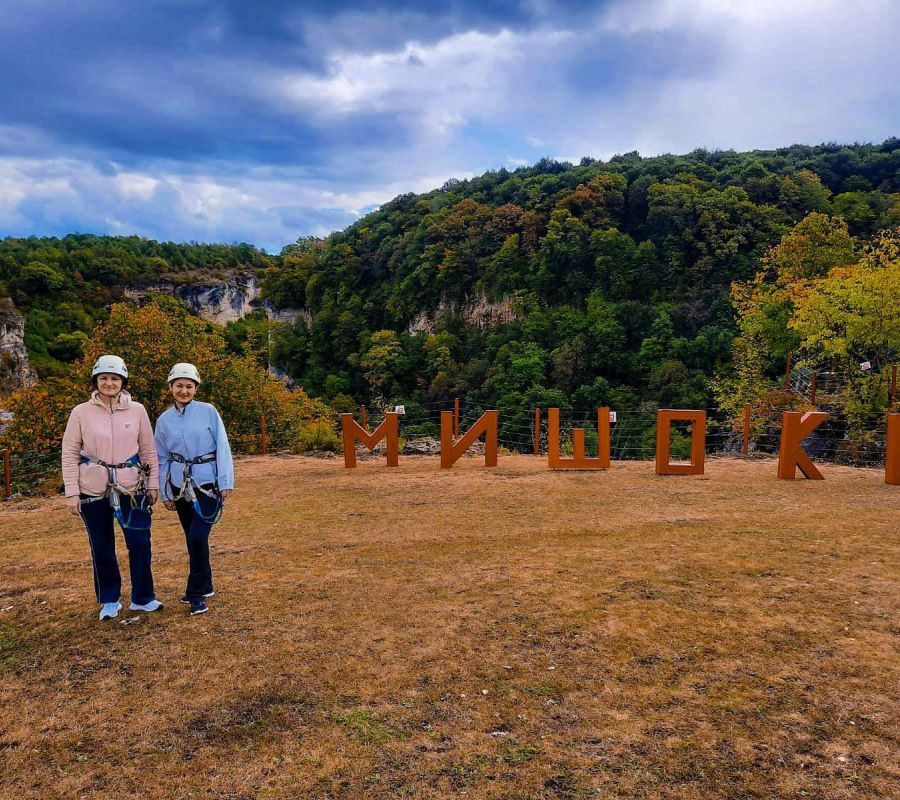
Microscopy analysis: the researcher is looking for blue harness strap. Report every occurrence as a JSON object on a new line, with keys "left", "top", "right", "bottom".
{"left": 167, "top": 451, "right": 224, "bottom": 525}
{"left": 79, "top": 452, "right": 152, "bottom": 530}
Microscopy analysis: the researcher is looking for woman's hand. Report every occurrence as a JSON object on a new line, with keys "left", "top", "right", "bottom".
{"left": 147, "top": 488, "right": 159, "bottom": 506}
{"left": 163, "top": 500, "right": 176, "bottom": 511}
{"left": 221, "top": 489, "right": 233, "bottom": 500}
{"left": 66, "top": 496, "right": 81, "bottom": 516}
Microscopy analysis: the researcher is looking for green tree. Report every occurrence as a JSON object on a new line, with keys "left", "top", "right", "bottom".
{"left": 360, "top": 330, "right": 403, "bottom": 402}
{"left": 790, "top": 229, "right": 900, "bottom": 378}
{"left": 14, "top": 261, "right": 68, "bottom": 295}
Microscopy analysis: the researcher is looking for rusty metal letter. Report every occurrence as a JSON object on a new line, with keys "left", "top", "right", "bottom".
{"left": 547, "top": 408, "right": 611, "bottom": 470}
{"left": 655, "top": 410, "right": 706, "bottom": 475}
{"left": 777, "top": 411, "right": 829, "bottom": 480}
{"left": 441, "top": 410, "right": 498, "bottom": 468}
{"left": 341, "top": 412, "right": 399, "bottom": 468}
{"left": 886, "top": 413, "right": 900, "bottom": 486}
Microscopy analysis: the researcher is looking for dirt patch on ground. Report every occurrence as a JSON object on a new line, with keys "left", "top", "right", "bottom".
{"left": 0, "top": 455, "right": 898, "bottom": 799}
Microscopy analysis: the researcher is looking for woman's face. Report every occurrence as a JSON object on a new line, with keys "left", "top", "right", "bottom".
{"left": 170, "top": 378, "right": 198, "bottom": 406}
{"left": 96, "top": 373, "right": 124, "bottom": 397}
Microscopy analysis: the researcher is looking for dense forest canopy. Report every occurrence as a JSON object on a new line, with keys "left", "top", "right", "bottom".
{"left": 258, "top": 139, "right": 900, "bottom": 423}
{"left": 2, "top": 140, "right": 899, "bottom": 431}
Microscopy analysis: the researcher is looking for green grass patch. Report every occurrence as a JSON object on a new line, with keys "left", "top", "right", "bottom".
{"left": 331, "top": 707, "right": 400, "bottom": 744}
{"left": 500, "top": 743, "right": 541, "bottom": 764}
{"left": 0, "top": 620, "right": 29, "bottom": 671}
{"left": 442, "top": 759, "right": 489, "bottom": 788}
{"left": 525, "top": 681, "right": 565, "bottom": 701}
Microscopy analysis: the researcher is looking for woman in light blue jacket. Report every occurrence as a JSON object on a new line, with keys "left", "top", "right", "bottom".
{"left": 154, "top": 363, "right": 234, "bottom": 616}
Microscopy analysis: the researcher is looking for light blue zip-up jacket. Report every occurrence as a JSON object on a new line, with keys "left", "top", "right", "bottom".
{"left": 154, "top": 401, "right": 234, "bottom": 500}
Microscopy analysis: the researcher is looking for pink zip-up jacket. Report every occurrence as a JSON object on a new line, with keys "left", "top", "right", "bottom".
{"left": 61, "top": 391, "right": 160, "bottom": 498}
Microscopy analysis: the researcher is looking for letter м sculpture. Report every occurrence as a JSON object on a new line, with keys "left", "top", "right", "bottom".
{"left": 655, "top": 410, "right": 706, "bottom": 475}
{"left": 777, "top": 411, "right": 829, "bottom": 480}
{"left": 440, "top": 410, "right": 498, "bottom": 468}
{"left": 341, "top": 412, "right": 399, "bottom": 468}
{"left": 547, "top": 408, "right": 611, "bottom": 469}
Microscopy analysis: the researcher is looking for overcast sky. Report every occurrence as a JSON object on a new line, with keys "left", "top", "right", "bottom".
{"left": 1, "top": 0, "right": 898, "bottom": 252}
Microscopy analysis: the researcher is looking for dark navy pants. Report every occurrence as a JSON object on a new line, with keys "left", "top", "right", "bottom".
{"left": 80, "top": 494, "right": 156, "bottom": 605}
{"left": 174, "top": 486, "right": 218, "bottom": 600}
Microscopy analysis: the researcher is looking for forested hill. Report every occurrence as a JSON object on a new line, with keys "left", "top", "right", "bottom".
{"left": 0, "top": 235, "right": 275, "bottom": 377}
{"left": 2, "top": 140, "right": 899, "bottom": 418}
{"left": 260, "top": 139, "right": 900, "bottom": 415}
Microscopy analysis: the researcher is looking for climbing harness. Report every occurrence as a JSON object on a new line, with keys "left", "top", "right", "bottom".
{"left": 79, "top": 452, "right": 153, "bottom": 530}
{"left": 167, "top": 451, "right": 224, "bottom": 525}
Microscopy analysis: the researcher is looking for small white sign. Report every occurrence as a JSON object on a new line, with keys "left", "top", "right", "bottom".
{"left": 860, "top": 361, "right": 872, "bottom": 371}
{"left": 394, "top": 405, "right": 406, "bottom": 415}
{"left": 609, "top": 411, "right": 617, "bottom": 423}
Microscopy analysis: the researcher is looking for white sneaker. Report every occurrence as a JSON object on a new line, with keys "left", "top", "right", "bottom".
{"left": 99, "top": 601, "right": 122, "bottom": 621}
{"left": 129, "top": 600, "right": 164, "bottom": 612}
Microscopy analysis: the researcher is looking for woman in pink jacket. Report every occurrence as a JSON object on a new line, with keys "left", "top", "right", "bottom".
{"left": 61, "top": 355, "right": 162, "bottom": 620}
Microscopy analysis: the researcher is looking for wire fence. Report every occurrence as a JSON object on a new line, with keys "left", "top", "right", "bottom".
{"left": 1, "top": 399, "right": 896, "bottom": 498}
{"left": 2, "top": 447, "right": 63, "bottom": 498}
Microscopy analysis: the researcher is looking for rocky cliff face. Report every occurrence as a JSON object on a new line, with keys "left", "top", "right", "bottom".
{"left": 0, "top": 300, "right": 37, "bottom": 391}
{"left": 124, "top": 274, "right": 262, "bottom": 325}
{"left": 408, "top": 294, "right": 519, "bottom": 336}
{"left": 126, "top": 275, "right": 517, "bottom": 337}
{"left": 124, "top": 274, "right": 312, "bottom": 327}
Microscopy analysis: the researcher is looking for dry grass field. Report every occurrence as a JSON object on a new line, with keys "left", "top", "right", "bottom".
{"left": 1, "top": 454, "right": 898, "bottom": 799}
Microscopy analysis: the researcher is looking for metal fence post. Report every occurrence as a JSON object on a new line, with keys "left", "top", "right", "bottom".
{"left": 453, "top": 398, "right": 460, "bottom": 438}
{"left": 534, "top": 408, "right": 541, "bottom": 456}
{"left": 2, "top": 449, "right": 10, "bottom": 500}
{"left": 742, "top": 404, "right": 751, "bottom": 456}
{"left": 810, "top": 372, "right": 818, "bottom": 407}
{"left": 260, "top": 414, "right": 268, "bottom": 456}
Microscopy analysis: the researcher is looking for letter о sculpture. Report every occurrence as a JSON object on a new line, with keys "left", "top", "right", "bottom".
{"left": 655, "top": 410, "right": 706, "bottom": 475}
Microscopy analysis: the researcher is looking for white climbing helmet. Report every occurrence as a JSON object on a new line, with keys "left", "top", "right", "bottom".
{"left": 167, "top": 362, "right": 202, "bottom": 385}
{"left": 91, "top": 355, "right": 128, "bottom": 380}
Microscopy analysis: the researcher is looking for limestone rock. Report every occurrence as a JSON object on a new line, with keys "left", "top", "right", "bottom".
{"left": 403, "top": 437, "right": 441, "bottom": 455}
{"left": 408, "top": 293, "right": 519, "bottom": 336}
{"left": 124, "top": 274, "right": 312, "bottom": 328}
{"left": 0, "top": 299, "right": 37, "bottom": 391}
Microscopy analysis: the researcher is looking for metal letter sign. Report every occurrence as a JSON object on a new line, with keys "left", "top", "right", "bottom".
{"left": 547, "top": 408, "right": 611, "bottom": 469}
{"left": 655, "top": 410, "right": 706, "bottom": 475}
{"left": 341, "top": 412, "right": 399, "bottom": 468}
{"left": 441, "top": 410, "right": 498, "bottom": 468}
{"left": 886, "top": 413, "right": 900, "bottom": 485}
{"left": 777, "top": 411, "right": 829, "bottom": 479}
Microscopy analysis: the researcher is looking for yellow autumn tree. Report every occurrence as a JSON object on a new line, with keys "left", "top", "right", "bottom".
{"left": 790, "top": 228, "right": 900, "bottom": 421}
{"left": 0, "top": 300, "right": 338, "bottom": 468}
{"left": 715, "top": 214, "right": 859, "bottom": 420}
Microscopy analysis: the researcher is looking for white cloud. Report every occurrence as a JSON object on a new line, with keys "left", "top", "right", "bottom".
{"left": 560, "top": 0, "right": 900, "bottom": 158}
{"left": 276, "top": 0, "right": 900, "bottom": 171}
{"left": 274, "top": 27, "right": 570, "bottom": 139}
{"left": 0, "top": 156, "right": 478, "bottom": 250}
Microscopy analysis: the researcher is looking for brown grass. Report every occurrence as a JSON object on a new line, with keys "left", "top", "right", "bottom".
{"left": 0, "top": 455, "right": 898, "bottom": 799}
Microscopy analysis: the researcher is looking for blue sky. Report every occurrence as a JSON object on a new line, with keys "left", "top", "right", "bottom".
{"left": 1, "top": 0, "right": 898, "bottom": 252}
